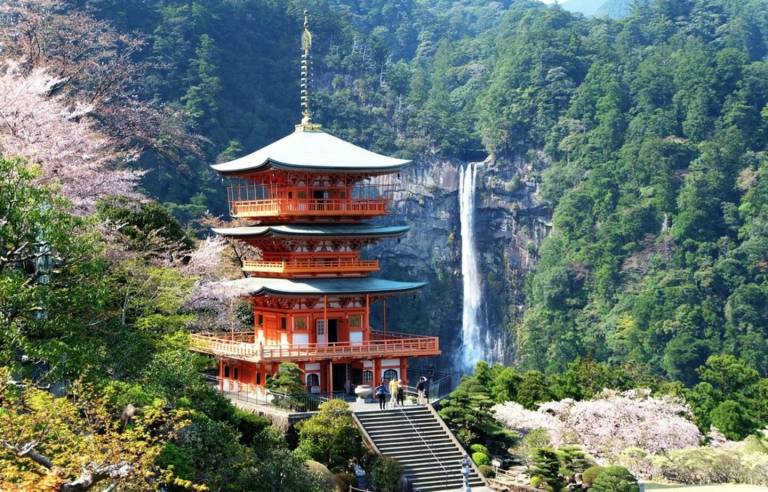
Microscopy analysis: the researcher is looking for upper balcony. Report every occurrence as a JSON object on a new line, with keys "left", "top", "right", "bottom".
{"left": 230, "top": 198, "right": 388, "bottom": 219}
{"left": 189, "top": 329, "right": 440, "bottom": 362}
{"left": 225, "top": 174, "right": 394, "bottom": 220}
{"left": 243, "top": 256, "right": 379, "bottom": 277}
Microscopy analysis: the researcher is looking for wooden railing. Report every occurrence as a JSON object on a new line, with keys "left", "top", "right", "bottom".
{"left": 230, "top": 198, "right": 388, "bottom": 218}
{"left": 242, "top": 257, "right": 380, "bottom": 275}
{"left": 190, "top": 331, "right": 440, "bottom": 361}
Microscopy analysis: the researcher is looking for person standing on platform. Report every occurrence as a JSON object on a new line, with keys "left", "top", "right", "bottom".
{"left": 396, "top": 378, "right": 405, "bottom": 406}
{"left": 416, "top": 377, "right": 427, "bottom": 404}
{"left": 375, "top": 382, "right": 388, "bottom": 410}
{"left": 388, "top": 377, "right": 399, "bottom": 407}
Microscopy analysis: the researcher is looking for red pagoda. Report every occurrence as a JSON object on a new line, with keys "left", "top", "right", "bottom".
{"left": 190, "top": 13, "right": 440, "bottom": 397}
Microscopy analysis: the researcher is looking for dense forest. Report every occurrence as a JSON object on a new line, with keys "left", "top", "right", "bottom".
{"left": 69, "top": 0, "right": 768, "bottom": 383}
{"left": 3, "top": 0, "right": 768, "bottom": 489}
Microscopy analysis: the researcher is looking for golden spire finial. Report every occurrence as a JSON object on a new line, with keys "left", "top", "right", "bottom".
{"left": 299, "top": 9, "right": 317, "bottom": 129}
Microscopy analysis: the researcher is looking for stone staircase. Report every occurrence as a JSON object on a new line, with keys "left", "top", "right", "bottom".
{"left": 354, "top": 405, "right": 487, "bottom": 491}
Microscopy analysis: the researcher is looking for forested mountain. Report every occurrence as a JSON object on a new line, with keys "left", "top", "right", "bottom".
{"left": 73, "top": 0, "right": 768, "bottom": 385}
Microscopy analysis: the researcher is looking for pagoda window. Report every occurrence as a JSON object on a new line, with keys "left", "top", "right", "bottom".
{"left": 362, "top": 371, "right": 373, "bottom": 384}
{"left": 256, "top": 373, "right": 261, "bottom": 385}
{"left": 280, "top": 317, "right": 287, "bottom": 330}
{"left": 294, "top": 316, "right": 308, "bottom": 331}
{"left": 383, "top": 369, "right": 398, "bottom": 382}
{"left": 257, "top": 314, "right": 263, "bottom": 326}
{"left": 224, "top": 365, "right": 230, "bottom": 378}
{"left": 298, "top": 191, "right": 307, "bottom": 199}
{"left": 233, "top": 367, "right": 239, "bottom": 380}
{"left": 349, "top": 314, "right": 362, "bottom": 329}
{"left": 306, "top": 373, "right": 320, "bottom": 387}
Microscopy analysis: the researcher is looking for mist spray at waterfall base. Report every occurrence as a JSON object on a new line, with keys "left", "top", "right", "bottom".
{"left": 458, "top": 162, "right": 487, "bottom": 373}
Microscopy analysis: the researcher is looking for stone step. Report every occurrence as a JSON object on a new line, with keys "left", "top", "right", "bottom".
{"left": 377, "top": 442, "right": 458, "bottom": 454}
{"left": 411, "top": 476, "right": 485, "bottom": 490}
{"left": 368, "top": 432, "right": 449, "bottom": 443}
{"left": 354, "top": 405, "right": 486, "bottom": 491}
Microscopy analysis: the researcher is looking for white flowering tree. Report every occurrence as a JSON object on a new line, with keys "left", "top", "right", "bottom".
{"left": 494, "top": 389, "right": 702, "bottom": 475}
{"left": 0, "top": 66, "right": 142, "bottom": 213}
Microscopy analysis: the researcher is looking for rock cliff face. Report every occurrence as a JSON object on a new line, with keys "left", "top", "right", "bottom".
{"left": 370, "top": 155, "right": 552, "bottom": 372}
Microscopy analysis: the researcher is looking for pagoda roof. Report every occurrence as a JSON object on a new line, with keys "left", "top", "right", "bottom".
{"left": 210, "top": 128, "right": 410, "bottom": 175}
{"left": 212, "top": 223, "right": 409, "bottom": 239}
{"left": 221, "top": 277, "right": 425, "bottom": 297}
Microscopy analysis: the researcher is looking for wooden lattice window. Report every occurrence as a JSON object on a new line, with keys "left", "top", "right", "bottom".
{"left": 349, "top": 314, "right": 363, "bottom": 329}
{"left": 362, "top": 370, "right": 373, "bottom": 384}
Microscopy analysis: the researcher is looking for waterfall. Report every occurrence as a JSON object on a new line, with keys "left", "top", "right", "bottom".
{"left": 459, "top": 162, "right": 485, "bottom": 372}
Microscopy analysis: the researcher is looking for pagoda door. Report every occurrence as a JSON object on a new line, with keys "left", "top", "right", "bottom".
{"left": 327, "top": 319, "right": 339, "bottom": 343}
{"left": 316, "top": 319, "right": 326, "bottom": 346}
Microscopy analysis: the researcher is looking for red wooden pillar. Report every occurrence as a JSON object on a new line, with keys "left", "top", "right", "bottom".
{"left": 365, "top": 294, "right": 370, "bottom": 341}
{"left": 218, "top": 359, "right": 224, "bottom": 392}
{"left": 401, "top": 358, "right": 408, "bottom": 387}
{"left": 327, "top": 361, "right": 333, "bottom": 396}
{"left": 373, "top": 358, "right": 379, "bottom": 387}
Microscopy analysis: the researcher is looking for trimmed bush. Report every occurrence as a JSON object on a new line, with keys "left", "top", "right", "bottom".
{"left": 582, "top": 465, "right": 605, "bottom": 486}
{"left": 472, "top": 451, "right": 491, "bottom": 466}
{"left": 470, "top": 443, "right": 490, "bottom": 455}
{"left": 590, "top": 466, "right": 639, "bottom": 492}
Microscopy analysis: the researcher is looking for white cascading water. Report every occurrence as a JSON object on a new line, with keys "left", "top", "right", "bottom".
{"left": 459, "top": 162, "right": 485, "bottom": 372}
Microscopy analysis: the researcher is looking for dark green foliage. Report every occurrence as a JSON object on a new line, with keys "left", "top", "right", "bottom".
{"left": 295, "top": 399, "right": 365, "bottom": 472}
{"left": 512, "top": 0, "right": 768, "bottom": 403}
{"left": 529, "top": 448, "right": 564, "bottom": 492}
{"left": 371, "top": 455, "right": 403, "bottom": 492}
{"left": 685, "top": 355, "right": 767, "bottom": 439}
{"left": 97, "top": 197, "right": 193, "bottom": 252}
{"left": 557, "top": 445, "right": 593, "bottom": 480}
{"left": 439, "top": 362, "right": 517, "bottom": 447}
{"left": 517, "top": 370, "right": 554, "bottom": 410}
{"left": 589, "top": 465, "right": 639, "bottom": 492}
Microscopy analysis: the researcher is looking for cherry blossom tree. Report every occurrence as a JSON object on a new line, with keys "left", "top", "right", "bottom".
{"left": 0, "top": 0, "right": 201, "bottom": 163}
{"left": 494, "top": 389, "right": 702, "bottom": 469}
{"left": 0, "top": 65, "right": 142, "bottom": 213}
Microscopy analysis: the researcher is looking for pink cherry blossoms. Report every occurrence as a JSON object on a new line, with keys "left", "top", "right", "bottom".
{"left": 0, "top": 64, "right": 142, "bottom": 213}
{"left": 493, "top": 389, "right": 702, "bottom": 466}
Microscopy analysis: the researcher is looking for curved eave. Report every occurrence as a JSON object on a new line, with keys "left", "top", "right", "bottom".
{"left": 223, "top": 277, "right": 425, "bottom": 297}
{"left": 212, "top": 224, "right": 410, "bottom": 240}
{"left": 209, "top": 129, "right": 411, "bottom": 175}
{"left": 212, "top": 158, "right": 411, "bottom": 175}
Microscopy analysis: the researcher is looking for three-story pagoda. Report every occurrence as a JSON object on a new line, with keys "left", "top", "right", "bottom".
{"left": 190, "top": 13, "right": 440, "bottom": 396}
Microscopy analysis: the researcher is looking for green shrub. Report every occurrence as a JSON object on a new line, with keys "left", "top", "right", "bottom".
{"left": 590, "top": 466, "right": 639, "bottom": 492}
{"left": 470, "top": 443, "right": 490, "bottom": 455}
{"left": 472, "top": 451, "right": 491, "bottom": 466}
{"left": 295, "top": 400, "right": 364, "bottom": 472}
{"left": 478, "top": 464, "right": 495, "bottom": 478}
{"left": 156, "top": 443, "right": 195, "bottom": 480}
{"left": 582, "top": 465, "right": 605, "bottom": 486}
{"left": 371, "top": 456, "right": 403, "bottom": 492}
{"left": 232, "top": 409, "right": 270, "bottom": 446}
{"left": 557, "top": 445, "right": 592, "bottom": 477}
{"left": 530, "top": 448, "right": 563, "bottom": 491}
